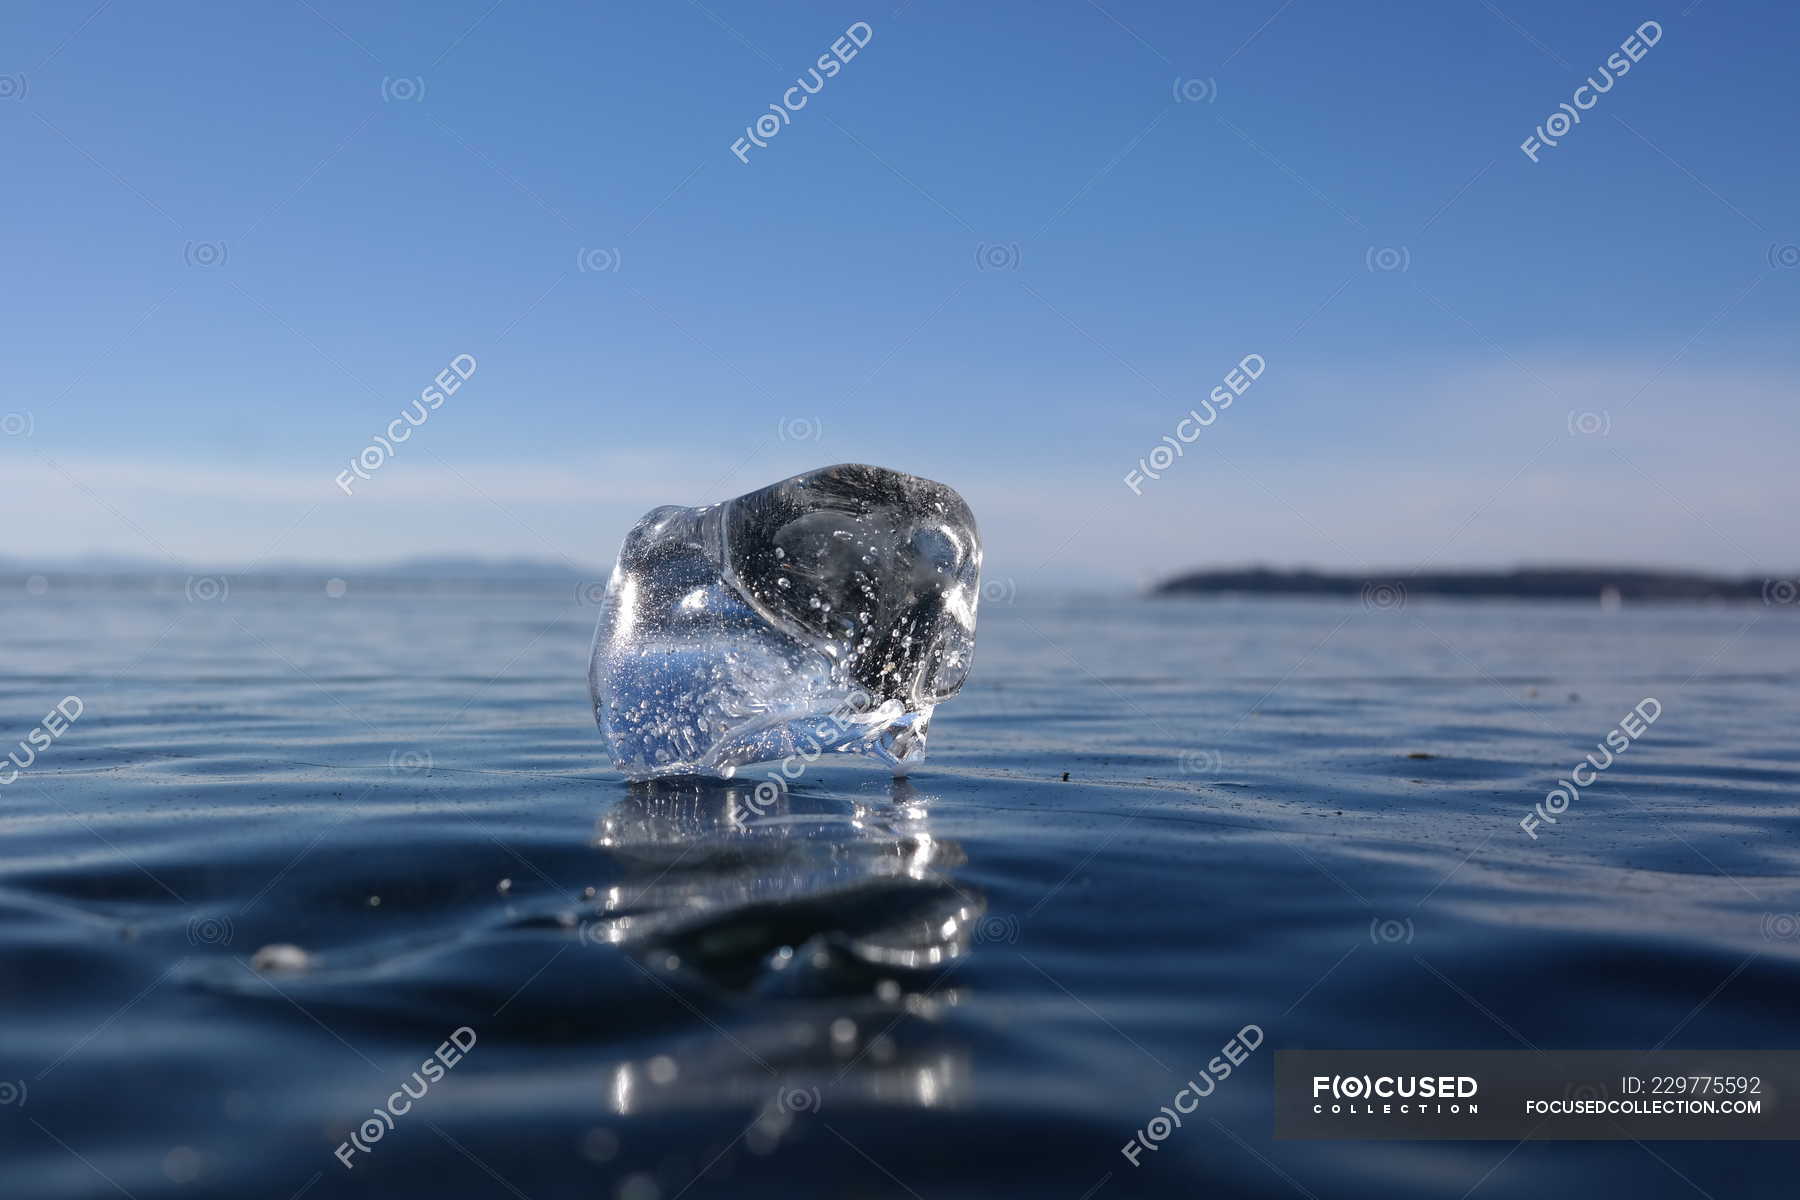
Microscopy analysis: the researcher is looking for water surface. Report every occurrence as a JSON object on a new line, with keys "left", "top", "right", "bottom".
{"left": 2, "top": 584, "right": 1796, "bottom": 1198}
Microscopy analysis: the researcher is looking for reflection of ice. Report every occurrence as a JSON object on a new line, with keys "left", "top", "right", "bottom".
{"left": 588, "top": 777, "right": 980, "bottom": 981}
{"left": 603, "top": 1047, "right": 969, "bottom": 1122}
{"left": 587, "top": 776, "right": 978, "bottom": 1123}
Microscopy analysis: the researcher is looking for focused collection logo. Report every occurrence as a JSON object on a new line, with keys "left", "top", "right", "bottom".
{"left": 1311, "top": 1073, "right": 1480, "bottom": 1116}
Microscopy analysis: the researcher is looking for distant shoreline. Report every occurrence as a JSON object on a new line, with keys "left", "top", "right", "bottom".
{"left": 4, "top": 562, "right": 1796, "bottom": 605}
{"left": 1153, "top": 567, "right": 1797, "bottom": 604}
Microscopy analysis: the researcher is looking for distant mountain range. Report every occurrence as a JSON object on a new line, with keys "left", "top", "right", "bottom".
{"left": 5, "top": 557, "right": 1794, "bottom": 604}
{"left": 0, "top": 555, "right": 602, "bottom": 590}
{"left": 1153, "top": 566, "right": 1797, "bottom": 603}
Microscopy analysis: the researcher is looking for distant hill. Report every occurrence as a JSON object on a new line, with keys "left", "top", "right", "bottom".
{"left": 1153, "top": 566, "right": 1795, "bottom": 603}
{"left": 0, "top": 554, "right": 593, "bottom": 577}
{"left": 0, "top": 556, "right": 601, "bottom": 592}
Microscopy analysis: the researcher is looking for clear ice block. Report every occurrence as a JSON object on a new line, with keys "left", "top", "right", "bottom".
{"left": 587, "top": 464, "right": 982, "bottom": 780}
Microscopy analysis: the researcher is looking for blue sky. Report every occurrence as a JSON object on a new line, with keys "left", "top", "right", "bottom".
{"left": 2, "top": 0, "right": 1795, "bottom": 584}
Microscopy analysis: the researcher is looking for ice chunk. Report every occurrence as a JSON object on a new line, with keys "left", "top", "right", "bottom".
{"left": 587, "top": 464, "right": 981, "bottom": 780}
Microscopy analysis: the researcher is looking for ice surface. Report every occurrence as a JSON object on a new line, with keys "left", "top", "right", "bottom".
{"left": 587, "top": 464, "right": 982, "bottom": 780}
